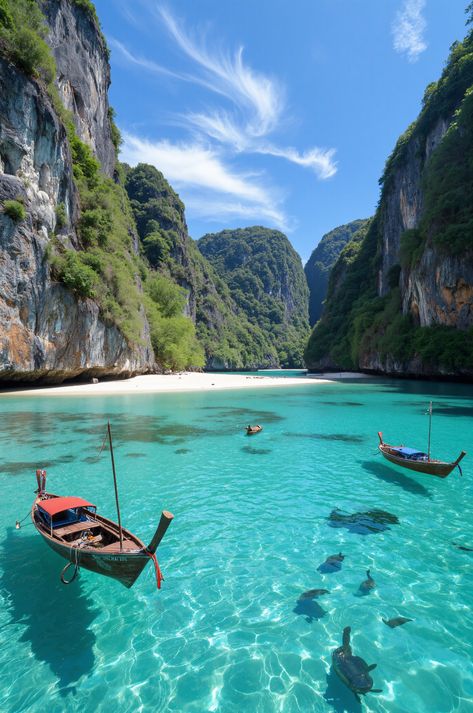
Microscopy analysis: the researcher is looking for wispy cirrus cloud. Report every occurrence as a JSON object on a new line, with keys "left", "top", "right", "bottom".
{"left": 392, "top": 0, "right": 427, "bottom": 62}
{"left": 158, "top": 7, "right": 284, "bottom": 139}
{"left": 114, "top": 6, "right": 336, "bottom": 230}
{"left": 120, "top": 132, "right": 289, "bottom": 231}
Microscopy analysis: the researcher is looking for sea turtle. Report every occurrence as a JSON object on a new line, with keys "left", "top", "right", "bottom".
{"left": 358, "top": 569, "right": 376, "bottom": 594}
{"left": 332, "top": 627, "right": 381, "bottom": 702}
{"left": 318, "top": 552, "right": 345, "bottom": 573}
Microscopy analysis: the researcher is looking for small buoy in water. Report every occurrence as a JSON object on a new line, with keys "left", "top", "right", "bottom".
{"left": 15, "top": 521, "right": 21, "bottom": 529}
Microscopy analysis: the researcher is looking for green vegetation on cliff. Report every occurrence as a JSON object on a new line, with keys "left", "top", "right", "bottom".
{"left": 198, "top": 227, "right": 310, "bottom": 367}
{"left": 305, "top": 219, "right": 368, "bottom": 326}
{"left": 124, "top": 164, "right": 278, "bottom": 369}
{"left": 305, "top": 23, "right": 473, "bottom": 375}
{"left": 0, "top": 0, "right": 55, "bottom": 83}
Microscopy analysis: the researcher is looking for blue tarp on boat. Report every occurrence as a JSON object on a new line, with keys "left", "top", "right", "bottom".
{"left": 393, "top": 446, "right": 428, "bottom": 460}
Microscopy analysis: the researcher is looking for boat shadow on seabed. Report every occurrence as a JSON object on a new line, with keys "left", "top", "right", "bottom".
{"left": 0, "top": 527, "right": 98, "bottom": 697}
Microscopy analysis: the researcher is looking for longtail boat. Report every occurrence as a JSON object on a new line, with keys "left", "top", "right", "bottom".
{"left": 378, "top": 403, "right": 466, "bottom": 478}
{"left": 30, "top": 423, "right": 173, "bottom": 588}
{"left": 246, "top": 425, "right": 263, "bottom": 435}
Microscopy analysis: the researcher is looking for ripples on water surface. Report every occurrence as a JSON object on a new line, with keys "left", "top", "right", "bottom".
{"left": 0, "top": 379, "right": 472, "bottom": 712}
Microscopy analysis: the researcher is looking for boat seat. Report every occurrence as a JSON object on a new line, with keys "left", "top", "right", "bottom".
{"left": 53, "top": 521, "right": 101, "bottom": 537}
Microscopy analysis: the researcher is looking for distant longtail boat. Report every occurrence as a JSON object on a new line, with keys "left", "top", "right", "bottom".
{"left": 30, "top": 422, "right": 173, "bottom": 587}
{"left": 378, "top": 402, "right": 466, "bottom": 478}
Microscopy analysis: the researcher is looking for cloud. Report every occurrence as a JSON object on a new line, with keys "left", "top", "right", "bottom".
{"left": 120, "top": 132, "right": 289, "bottom": 230}
{"left": 109, "top": 37, "right": 179, "bottom": 79}
{"left": 256, "top": 146, "right": 337, "bottom": 180}
{"left": 392, "top": 0, "right": 427, "bottom": 62}
{"left": 158, "top": 7, "right": 284, "bottom": 138}
{"left": 185, "top": 198, "right": 290, "bottom": 230}
{"left": 112, "top": 7, "right": 337, "bottom": 231}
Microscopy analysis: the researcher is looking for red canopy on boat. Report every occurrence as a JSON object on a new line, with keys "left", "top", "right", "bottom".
{"left": 37, "top": 497, "right": 95, "bottom": 516}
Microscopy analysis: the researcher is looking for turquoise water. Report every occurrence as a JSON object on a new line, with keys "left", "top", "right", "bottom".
{"left": 0, "top": 378, "right": 472, "bottom": 712}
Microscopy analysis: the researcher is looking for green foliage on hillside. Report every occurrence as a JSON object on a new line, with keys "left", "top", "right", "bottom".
{"left": 305, "top": 219, "right": 368, "bottom": 325}
{"left": 124, "top": 164, "right": 279, "bottom": 368}
{"left": 144, "top": 275, "right": 204, "bottom": 370}
{"left": 125, "top": 163, "right": 185, "bottom": 271}
{"left": 2, "top": 199, "right": 26, "bottom": 222}
{"left": 0, "top": 0, "right": 55, "bottom": 83}
{"left": 420, "top": 86, "right": 473, "bottom": 254}
{"left": 198, "top": 227, "right": 310, "bottom": 367}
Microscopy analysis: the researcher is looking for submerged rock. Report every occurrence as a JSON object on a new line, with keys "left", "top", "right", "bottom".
{"left": 328, "top": 509, "right": 399, "bottom": 535}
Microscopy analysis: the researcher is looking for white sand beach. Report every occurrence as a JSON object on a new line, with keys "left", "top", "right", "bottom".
{"left": 0, "top": 371, "right": 370, "bottom": 397}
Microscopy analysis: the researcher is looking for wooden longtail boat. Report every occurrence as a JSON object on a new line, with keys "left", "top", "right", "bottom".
{"left": 377, "top": 403, "right": 466, "bottom": 478}
{"left": 30, "top": 423, "right": 173, "bottom": 588}
{"left": 246, "top": 425, "right": 263, "bottom": 435}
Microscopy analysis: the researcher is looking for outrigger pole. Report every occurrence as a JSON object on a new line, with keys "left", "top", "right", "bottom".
{"left": 107, "top": 421, "right": 123, "bottom": 551}
{"left": 427, "top": 401, "right": 433, "bottom": 462}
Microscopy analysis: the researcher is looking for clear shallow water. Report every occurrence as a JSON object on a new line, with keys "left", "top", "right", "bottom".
{"left": 0, "top": 379, "right": 472, "bottom": 713}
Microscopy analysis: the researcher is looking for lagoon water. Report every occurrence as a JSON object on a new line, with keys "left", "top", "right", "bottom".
{"left": 0, "top": 378, "right": 472, "bottom": 713}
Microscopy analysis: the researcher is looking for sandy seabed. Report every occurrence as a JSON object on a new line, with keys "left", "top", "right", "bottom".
{"left": 0, "top": 371, "right": 369, "bottom": 398}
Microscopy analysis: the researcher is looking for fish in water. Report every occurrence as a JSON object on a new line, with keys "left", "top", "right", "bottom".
{"left": 382, "top": 616, "right": 413, "bottom": 628}
{"left": 358, "top": 569, "right": 376, "bottom": 595}
{"left": 299, "top": 588, "right": 329, "bottom": 600}
{"left": 332, "top": 626, "right": 382, "bottom": 703}
{"left": 318, "top": 552, "right": 345, "bottom": 573}
{"left": 452, "top": 542, "right": 473, "bottom": 552}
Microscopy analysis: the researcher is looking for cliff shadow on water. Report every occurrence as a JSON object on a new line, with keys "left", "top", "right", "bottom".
{"left": 0, "top": 528, "right": 98, "bottom": 695}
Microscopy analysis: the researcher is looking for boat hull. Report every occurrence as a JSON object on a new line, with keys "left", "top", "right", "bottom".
{"left": 379, "top": 447, "right": 455, "bottom": 478}
{"left": 38, "top": 529, "right": 150, "bottom": 587}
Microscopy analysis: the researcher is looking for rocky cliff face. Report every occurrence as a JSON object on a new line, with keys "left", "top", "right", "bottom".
{"left": 305, "top": 30, "right": 473, "bottom": 379}
{"left": 0, "top": 2, "right": 153, "bottom": 383}
{"left": 43, "top": 0, "right": 116, "bottom": 177}
{"left": 377, "top": 118, "right": 448, "bottom": 299}
{"left": 305, "top": 219, "right": 368, "bottom": 325}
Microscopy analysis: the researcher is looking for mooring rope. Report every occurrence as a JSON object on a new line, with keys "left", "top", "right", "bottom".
{"left": 147, "top": 551, "right": 164, "bottom": 589}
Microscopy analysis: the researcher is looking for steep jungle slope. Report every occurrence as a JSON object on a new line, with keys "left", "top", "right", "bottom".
{"left": 0, "top": 0, "right": 201, "bottom": 381}
{"left": 305, "top": 219, "right": 368, "bottom": 325}
{"left": 198, "top": 227, "right": 310, "bottom": 367}
{"left": 124, "top": 164, "right": 279, "bottom": 369}
{"left": 305, "top": 22, "right": 473, "bottom": 379}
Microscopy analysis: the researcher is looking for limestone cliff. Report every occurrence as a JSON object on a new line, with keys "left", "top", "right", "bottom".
{"left": 305, "top": 219, "right": 368, "bottom": 326}
{"left": 43, "top": 0, "right": 116, "bottom": 178}
{"left": 0, "top": 0, "right": 153, "bottom": 383}
{"left": 305, "top": 28, "right": 473, "bottom": 380}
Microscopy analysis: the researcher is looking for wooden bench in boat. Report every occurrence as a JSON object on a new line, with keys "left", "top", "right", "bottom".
{"left": 53, "top": 521, "right": 101, "bottom": 537}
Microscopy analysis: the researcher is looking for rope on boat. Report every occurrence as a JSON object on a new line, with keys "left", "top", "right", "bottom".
{"left": 15, "top": 511, "right": 31, "bottom": 529}
{"left": 147, "top": 551, "right": 164, "bottom": 589}
{"left": 61, "top": 543, "right": 81, "bottom": 584}
{"left": 61, "top": 562, "right": 80, "bottom": 584}
{"left": 457, "top": 463, "right": 463, "bottom": 477}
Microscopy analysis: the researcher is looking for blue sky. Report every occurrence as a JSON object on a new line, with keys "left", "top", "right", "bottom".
{"left": 94, "top": 0, "right": 468, "bottom": 261}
